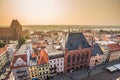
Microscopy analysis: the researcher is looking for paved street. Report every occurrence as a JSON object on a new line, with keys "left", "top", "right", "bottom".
{"left": 83, "top": 70, "right": 120, "bottom": 80}
{"left": 51, "top": 59, "right": 120, "bottom": 80}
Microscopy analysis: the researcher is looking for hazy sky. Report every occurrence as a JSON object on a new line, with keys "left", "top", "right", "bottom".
{"left": 0, "top": 0, "right": 120, "bottom": 25}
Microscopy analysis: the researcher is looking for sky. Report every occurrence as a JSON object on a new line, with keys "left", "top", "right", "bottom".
{"left": 0, "top": 0, "right": 120, "bottom": 25}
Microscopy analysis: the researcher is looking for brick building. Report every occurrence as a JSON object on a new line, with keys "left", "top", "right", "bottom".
{"left": 64, "top": 32, "right": 91, "bottom": 73}
{"left": 0, "top": 20, "right": 23, "bottom": 41}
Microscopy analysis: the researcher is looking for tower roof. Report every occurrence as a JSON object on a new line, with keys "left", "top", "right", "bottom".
{"left": 65, "top": 32, "right": 90, "bottom": 50}
{"left": 38, "top": 49, "right": 48, "bottom": 65}
{"left": 10, "top": 19, "right": 21, "bottom": 27}
{"left": 91, "top": 43, "right": 103, "bottom": 56}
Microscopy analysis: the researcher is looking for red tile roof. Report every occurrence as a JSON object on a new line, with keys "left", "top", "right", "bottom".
{"left": 107, "top": 44, "right": 120, "bottom": 52}
{"left": 38, "top": 49, "right": 48, "bottom": 65}
{"left": 10, "top": 54, "right": 27, "bottom": 69}
{"left": 31, "top": 52, "right": 38, "bottom": 58}
{"left": 0, "top": 46, "right": 7, "bottom": 55}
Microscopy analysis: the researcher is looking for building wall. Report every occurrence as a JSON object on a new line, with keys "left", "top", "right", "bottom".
{"left": 109, "top": 51, "right": 120, "bottom": 62}
{"left": 89, "top": 54, "right": 103, "bottom": 68}
{"left": 49, "top": 57, "right": 64, "bottom": 76}
{"left": 29, "top": 63, "right": 50, "bottom": 80}
{"left": 7, "top": 46, "right": 15, "bottom": 61}
{"left": 0, "top": 50, "right": 8, "bottom": 76}
{"left": 12, "top": 67, "right": 29, "bottom": 80}
{"left": 64, "top": 48, "right": 91, "bottom": 73}
{"left": 0, "top": 20, "right": 23, "bottom": 41}
{"left": 0, "top": 28, "right": 13, "bottom": 40}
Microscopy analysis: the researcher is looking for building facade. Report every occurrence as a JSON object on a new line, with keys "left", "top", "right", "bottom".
{"left": 64, "top": 32, "right": 91, "bottom": 73}
{"left": 48, "top": 51, "right": 64, "bottom": 77}
{"left": 0, "top": 20, "right": 23, "bottom": 41}
{"left": 107, "top": 44, "right": 120, "bottom": 62}
{"left": 10, "top": 44, "right": 32, "bottom": 80}
{"left": 29, "top": 49, "right": 50, "bottom": 80}
{"left": 10, "top": 54, "right": 30, "bottom": 80}
{"left": 89, "top": 43, "right": 104, "bottom": 68}
{"left": 0, "top": 46, "right": 8, "bottom": 77}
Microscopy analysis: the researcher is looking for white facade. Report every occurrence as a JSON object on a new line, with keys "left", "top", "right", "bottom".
{"left": 49, "top": 57, "right": 64, "bottom": 73}
{"left": 7, "top": 44, "right": 15, "bottom": 61}
{"left": 109, "top": 51, "right": 120, "bottom": 62}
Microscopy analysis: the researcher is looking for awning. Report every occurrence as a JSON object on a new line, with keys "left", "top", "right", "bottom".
{"left": 113, "top": 64, "right": 120, "bottom": 70}
{"left": 106, "top": 66, "right": 117, "bottom": 72}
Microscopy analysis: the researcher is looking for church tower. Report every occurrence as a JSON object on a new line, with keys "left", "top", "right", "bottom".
{"left": 10, "top": 20, "right": 23, "bottom": 40}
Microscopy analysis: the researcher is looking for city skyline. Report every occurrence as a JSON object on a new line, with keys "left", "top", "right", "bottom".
{"left": 0, "top": 0, "right": 120, "bottom": 25}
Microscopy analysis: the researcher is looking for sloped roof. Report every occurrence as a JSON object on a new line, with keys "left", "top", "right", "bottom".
{"left": 91, "top": 43, "right": 103, "bottom": 56}
{"left": 10, "top": 54, "right": 27, "bottom": 69}
{"left": 107, "top": 44, "right": 120, "bottom": 52}
{"left": 10, "top": 20, "right": 21, "bottom": 27}
{"left": 31, "top": 52, "right": 38, "bottom": 58}
{"left": 0, "top": 45, "right": 7, "bottom": 55}
{"left": 38, "top": 49, "right": 48, "bottom": 65}
{"left": 65, "top": 32, "right": 90, "bottom": 50}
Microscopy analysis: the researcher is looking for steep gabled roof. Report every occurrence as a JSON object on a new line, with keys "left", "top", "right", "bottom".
{"left": 65, "top": 32, "right": 90, "bottom": 50}
{"left": 38, "top": 49, "right": 48, "bottom": 65}
{"left": 10, "top": 54, "right": 27, "bottom": 69}
{"left": 31, "top": 52, "right": 38, "bottom": 58}
{"left": 0, "top": 46, "right": 7, "bottom": 55}
{"left": 91, "top": 43, "right": 103, "bottom": 56}
{"left": 10, "top": 20, "right": 21, "bottom": 27}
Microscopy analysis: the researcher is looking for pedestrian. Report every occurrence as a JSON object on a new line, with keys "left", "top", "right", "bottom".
{"left": 87, "top": 71, "right": 90, "bottom": 76}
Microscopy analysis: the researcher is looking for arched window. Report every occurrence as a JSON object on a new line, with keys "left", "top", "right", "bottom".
{"left": 72, "top": 54, "right": 75, "bottom": 62}
{"left": 67, "top": 55, "right": 71, "bottom": 63}
{"left": 85, "top": 52, "right": 89, "bottom": 59}
{"left": 77, "top": 54, "right": 80, "bottom": 61}
{"left": 81, "top": 54, "right": 84, "bottom": 60}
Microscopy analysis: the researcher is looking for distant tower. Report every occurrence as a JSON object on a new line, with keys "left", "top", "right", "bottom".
{"left": 10, "top": 20, "right": 23, "bottom": 40}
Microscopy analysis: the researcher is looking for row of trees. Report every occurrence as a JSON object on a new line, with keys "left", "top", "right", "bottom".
{"left": 99, "top": 29, "right": 120, "bottom": 34}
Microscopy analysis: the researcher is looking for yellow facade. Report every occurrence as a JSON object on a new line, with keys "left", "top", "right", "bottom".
{"left": 29, "top": 63, "right": 50, "bottom": 80}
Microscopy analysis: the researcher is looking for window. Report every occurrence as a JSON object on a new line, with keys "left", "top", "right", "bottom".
{"left": 67, "top": 55, "right": 71, "bottom": 63}
{"left": 58, "top": 59, "right": 59, "bottom": 62}
{"left": 61, "top": 63, "right": 62, "bottom": 65}
{"left": 57, "top": 64, "right": 59, "bottom": 66}
{"left": 72, "top": 54, "right": 75, "bottom": 62}
{"left": 50, "top": 61, "right": 52, "bottom": 63}
{"left": 54, "top": 60, "right": 56, "bottom": 62}
{"left": 77, "top": 54, "right": 80, "bottom": 61}
{"left": 85, "top": 52, "right": 89, "bottom": 59}
{"left": 81, "top": 54, "right": 84, "bottom": 60}
{"left": 50, "top": 65, "right": 52, "bottom": 67}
